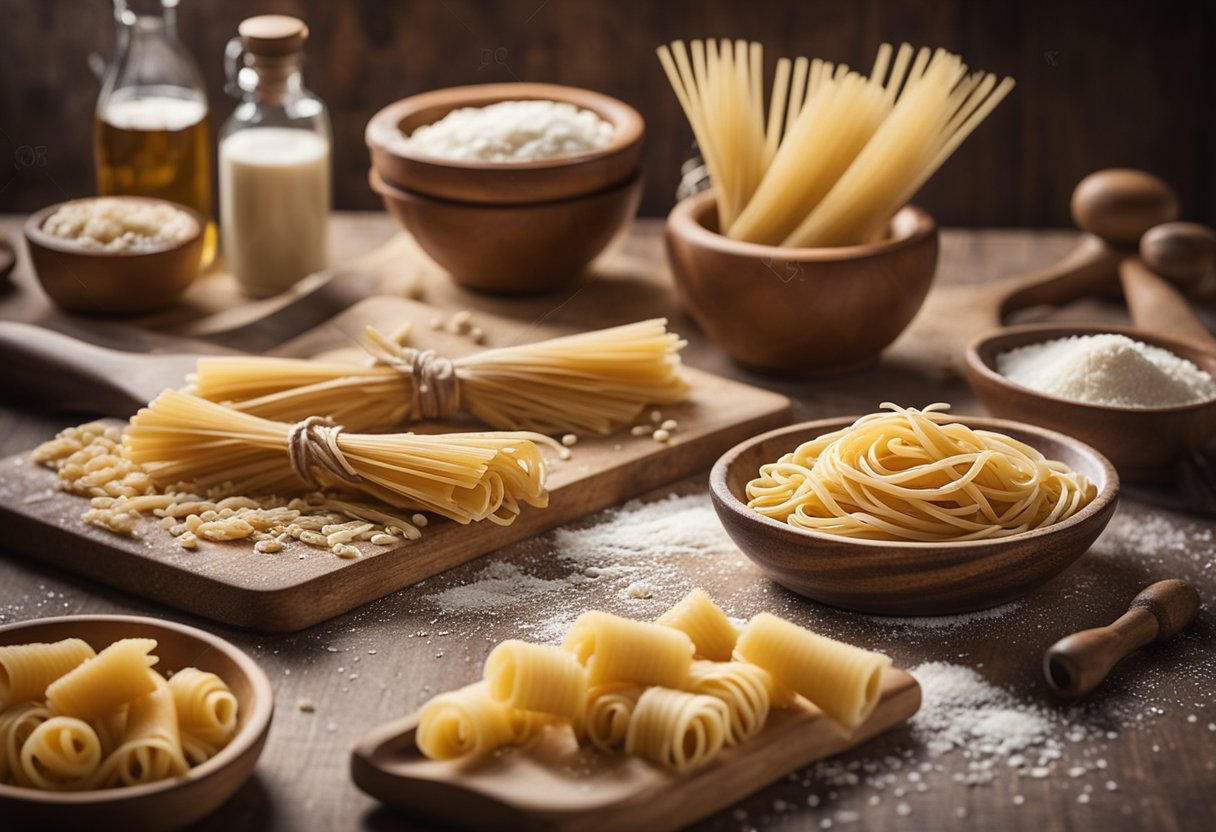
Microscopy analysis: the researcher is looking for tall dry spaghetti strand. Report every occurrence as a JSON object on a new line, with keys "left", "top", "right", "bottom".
{"left": 746, "top": 403, "right": 1095, "bottom": 541}
{"left": 123, "top": 390, "right": 555, "bottom": 526}
{"left": 188, "top": 319, "right": 689, "bottom": 435}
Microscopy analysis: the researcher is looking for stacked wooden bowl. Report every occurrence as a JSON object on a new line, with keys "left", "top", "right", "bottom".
{"left": 366, "top": 83, "right": 644, "bottom": 294}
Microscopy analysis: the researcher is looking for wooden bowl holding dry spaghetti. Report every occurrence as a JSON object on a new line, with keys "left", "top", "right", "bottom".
{"left": 709, "top": 407, "right": 1118, "bottom": 615}
{"left": 667, "top": 190, "right": 937, "bottom": 376}
{"left": 0, "top": 615, "right": 272, "bottom": 832}
{"left": 658, "top": 39, "right": 1012, "bottom": 375}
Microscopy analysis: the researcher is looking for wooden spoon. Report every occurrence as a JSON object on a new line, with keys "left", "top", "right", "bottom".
{"left": 0, "top": 236, "right": 15, "bottom": 283}
{"left": 1139, "top": 221, "right": 1216, "bottom": 294}
{"left": 900, "top": 169, "right": 1178, "bottom": 369}
{"left": 1119, "top": 219, "right": 1216, "bottom": 348}
{"left": 1043, "top": 579, "right": 1200, "bottom": 699}
{"left": 0, "top": 322, "right": 199, "bottom": 415}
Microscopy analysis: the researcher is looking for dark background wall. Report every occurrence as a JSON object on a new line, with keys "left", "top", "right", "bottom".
{"left": 0, "top": 0, "right": 1212, "bottom": 226}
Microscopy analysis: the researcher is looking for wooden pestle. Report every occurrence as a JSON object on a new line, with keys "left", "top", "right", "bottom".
{"left": 1043, "top": 579, "right": 1200, "bottom": 699}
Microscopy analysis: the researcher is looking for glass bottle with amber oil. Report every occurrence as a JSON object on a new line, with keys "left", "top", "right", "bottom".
{"left": 94, "top": 0, "right": 215, "bottom": 266}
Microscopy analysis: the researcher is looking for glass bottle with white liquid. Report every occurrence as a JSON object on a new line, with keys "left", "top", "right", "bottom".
{"left": 219, "top": 15, "right": 331, "bottom": 297}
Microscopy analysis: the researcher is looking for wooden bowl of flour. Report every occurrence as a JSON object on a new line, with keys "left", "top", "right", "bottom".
{"left": 966, "top": 323, "right": 1216, "bottom": 482}
{"left": 366, "top": 83, "right": 644, "bottom": 205}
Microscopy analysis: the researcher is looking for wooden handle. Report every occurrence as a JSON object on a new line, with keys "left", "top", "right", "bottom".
{"left": 1044, "top": 579, "right": 1200, "bottom": 699}
{"left": 1119, "top": 258, "right": 1216, "bottom": 347}
{"left": 0, "top": 237, "right": 15, "bottom": 282}
{"left": 0, "top": 322, "right": 175, "bottom": 416}
{"left": 996, "top": 234, "right": 1124, "bottom": 320}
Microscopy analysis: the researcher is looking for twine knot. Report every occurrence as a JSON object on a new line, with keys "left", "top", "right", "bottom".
{"left": 363, "top": 327, "right": 461, "bottom": 421}
{"left": 287, "top": 416, "right": 361, "bottom": 489}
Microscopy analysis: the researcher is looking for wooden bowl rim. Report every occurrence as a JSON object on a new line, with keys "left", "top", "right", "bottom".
{"left": 710, "top": 414, "right": 1119, "bottom": 553}
{"left": 667, "top": 189, "right": 937, "bottom": 263}
{"left": 365, "top": 82, "right": 644, "bottom": 172}
{"left": 368, "top": 166, "right": 643, "bottom": 208}
{"left": 23, "top": 197, "right": 205, "bottom": 259}
{"left": 966, "top": 322, "right": 1216, "bottom": 416}
{"left": 0, "top": 614, "right": 274, "bottom": 806}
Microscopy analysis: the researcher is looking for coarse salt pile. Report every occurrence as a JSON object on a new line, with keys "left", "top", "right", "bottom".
{"left": 996, "top": 333, "right": 1216, "bottom": 408}
{"left": 42, "top": 197, "right": 195, "bottom": 252}
{"left": 404, "top": 100, "right": 616, "bottom": 163}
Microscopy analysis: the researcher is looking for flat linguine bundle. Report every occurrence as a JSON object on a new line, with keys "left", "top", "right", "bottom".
{"left": 124, "top": 389, "right": 554, "bottom": 526}
{"left": 189, "top": 319, "right": 689, "bottom": 435}
{"left": 746, "top": 403, "right": 1095, "bottom": 541}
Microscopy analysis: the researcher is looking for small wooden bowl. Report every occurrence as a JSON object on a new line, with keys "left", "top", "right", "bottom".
{"left": 366, "top": 83, "right": 644, "bottom": 205}
{"left": 370, "top": 168, "right": 642, "bottom": 294}
{"left": 966, "top": 323, "right": 1216, "bottom": 482}
{"left": 665, "top": 190, "right": 938, "bottom": 377}
{"left": 0, "top": 615, "right": 274, "bottom": 832}
{"left": 710, "top": 417, "right": 1119, "bottom": 615}
{"left": 24, "top": 197, "right": 204, "bottom": 315}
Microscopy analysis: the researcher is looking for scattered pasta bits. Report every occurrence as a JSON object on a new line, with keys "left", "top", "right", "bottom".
{"left": 412, "top": 590, "right": 893, "bottom": 772}
{"left": 32, "top": 422, "right": 424, "bottom": 558}
{"left": 0, "top": 637, "right": 238, "bottom": 791}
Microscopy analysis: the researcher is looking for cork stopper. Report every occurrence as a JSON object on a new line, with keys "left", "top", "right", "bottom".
{"left": 238, "top": 15, "right": 308, "bottom": 57}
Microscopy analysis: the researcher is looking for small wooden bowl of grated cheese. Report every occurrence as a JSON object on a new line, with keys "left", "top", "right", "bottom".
{"left": 24, "top": 196, "right": 205, "bottom": 315}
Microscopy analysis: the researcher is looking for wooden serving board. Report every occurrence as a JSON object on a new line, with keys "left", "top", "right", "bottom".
{"left": 0, "top": 298, "right": 790, "bottom": 632}
{"left": 350, "top": 668, "right": 920, "bottom": 832}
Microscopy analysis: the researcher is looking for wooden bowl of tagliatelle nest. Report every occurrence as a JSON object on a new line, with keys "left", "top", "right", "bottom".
{"left": 709, "top": 412, "right": 1119, "bottom": 615}
{"left": 0, "top": 615, "right": 273, "bottom": 832}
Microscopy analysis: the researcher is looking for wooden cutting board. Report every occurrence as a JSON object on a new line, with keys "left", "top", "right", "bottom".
{"left": 0, "top": 298, "right": 790, "bottom": 632}
{"left": 350, "top": 668, "right": 920, "bottom": 832}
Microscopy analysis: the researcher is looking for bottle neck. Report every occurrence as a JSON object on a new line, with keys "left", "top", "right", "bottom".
{"left": 241, "top": 54, "right": 306, "bottom": 107}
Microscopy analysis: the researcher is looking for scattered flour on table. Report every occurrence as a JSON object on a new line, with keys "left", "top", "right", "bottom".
{"left": 863, "top": 602, "right": 1020, "bottom": 633}
{"left": 553, "top": 492, "right": 735, "bottom": 568}
{"left": 909, "top": 662, "right": 1065, "bottom": 770}
{"left": 422, "top": 492, "right": 744, "bottom": 641}
{"left": 428, "top": 561, "right": 568, "bottom": 612}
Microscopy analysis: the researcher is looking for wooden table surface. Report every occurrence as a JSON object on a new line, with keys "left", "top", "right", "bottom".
{"left": 0, "top": 214, "right": 1212, "bottom": 832}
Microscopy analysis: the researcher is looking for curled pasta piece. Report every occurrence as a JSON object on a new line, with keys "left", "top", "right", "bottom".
{"left": 584, "top": 683, "right": 643, "bottom": 752}
{"left": 0, "top": 703, "right": 52, "bottom": 785}
{"left": 91, "top": 705, "right": 129, "bottom": 759}
{"left": 91, "top": 672, "right": 188, "bottom": 788}
{"left": 46, "top": 638, "right": 158, "bottom": 722}
{"left": 686, "top": 660, "right": 777, "bottom": 745}
{"left": 0, "top": 639, "right": 95, "bottom": 709}
{"left": 655, "top": 589, "right": 739, "bottom": 661}
{"left": 563, "top": 611, "right": 693, "bottom": 688}
{"left": 168, "top": 668, "right": 239, "bottom": 765}
{"left": 735, "top": 613, "right": 891, "bottom": 729}
{"left": 17, "top": 716, "right": 102, "bottom": 791}
{"left": 416, "top": 682, "right": 533, "bottom": 761}
{"left": 624, "top": 687, "right": 730, "bottom": 772}
{"left": 484, "top": 640, "right": 587, "bottom": 720}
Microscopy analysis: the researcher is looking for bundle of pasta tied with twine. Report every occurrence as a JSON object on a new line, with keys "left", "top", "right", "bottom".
{"left": 187, "top": 319, "right": 690, "bottom": 435}
{"left": 124, "top": 389, "right": 556, "bottom": 525}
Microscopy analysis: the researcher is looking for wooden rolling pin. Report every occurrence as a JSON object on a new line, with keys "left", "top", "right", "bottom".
{"left": 1043, "top": 579, "right": 1200, "bottom": 699}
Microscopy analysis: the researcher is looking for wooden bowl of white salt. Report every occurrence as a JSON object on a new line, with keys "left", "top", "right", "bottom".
{"left": 966, "top": 323, "right": 1216, "bottom": 482}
